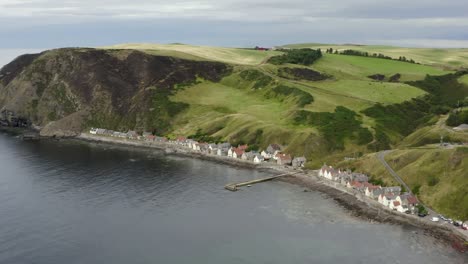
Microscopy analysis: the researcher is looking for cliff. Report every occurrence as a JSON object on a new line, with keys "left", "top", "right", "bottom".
{"left": 0, "top": 48, "right": 231, "bottom": 136}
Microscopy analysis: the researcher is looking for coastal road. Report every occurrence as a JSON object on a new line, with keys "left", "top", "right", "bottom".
{"left": 377, "top": 150, "right": 413, "bottom": 195}
{"left": 378, "top": 150, "right": 468, "bottom": 241}
{"left": 377, "top": 150, "right": 437, "bottom": 216}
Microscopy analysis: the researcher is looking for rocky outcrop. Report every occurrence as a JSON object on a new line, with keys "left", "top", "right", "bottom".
{"left": 0, "top": 48, "right": 232, "bottom": 137}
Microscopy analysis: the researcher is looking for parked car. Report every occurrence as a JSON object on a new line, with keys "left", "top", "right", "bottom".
{"left": 418, "top": 213, "right": 427, "bottom": 217}
{"left": 438, "top": 214, "right": 447, "bottom": 221}
{"left": 431, "top": 217, "right": 440, "bottom": 222}
{"left": 453, "top": 221, "right": 460, "bottom": 227}
{"left": 405, "top": 210, "right": 411, "bottom": 214}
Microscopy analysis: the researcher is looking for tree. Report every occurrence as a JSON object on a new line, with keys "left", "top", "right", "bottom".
{"left": 416, "top": 204, "right": 428, "bottom": 215}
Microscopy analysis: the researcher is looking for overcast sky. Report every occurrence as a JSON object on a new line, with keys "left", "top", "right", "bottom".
{"left": 0, "top": 0, "right": 467, "bottom": 50}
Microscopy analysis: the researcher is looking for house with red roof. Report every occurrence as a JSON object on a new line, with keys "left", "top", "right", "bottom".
{"left": 233, "top": 148, "right": 245, "bottom": 159}
{"left": 276, "top": 153, "right": 292, "bottom": 165}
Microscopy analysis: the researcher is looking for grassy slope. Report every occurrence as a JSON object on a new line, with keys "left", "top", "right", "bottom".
{"left": 399, "top": 115, "right": 468, "bottom": 147}
{"left": 284, "top": 43, "right": 468, "bottom": 68}
{"left": 341, "top": 147, "right": 468, "bottom": 219}
{"left": 337, "top": 153, "right": 398, "bottom": 186}
{"left": 459, "top": 75, "right": 468, "bottom": 85}
{"left": 104, "top": 43, "right": 282, "bottom": 65}
{"left": 100, "top": 44, "right": 454, "bottom": 155}
{"left": 98, "top": 44, "right": 456, "bottom": 149}
{"left": 386, "top": 147, "right": 468, "bottom": 220}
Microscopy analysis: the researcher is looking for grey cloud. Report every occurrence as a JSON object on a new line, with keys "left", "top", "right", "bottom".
{"left": 0, "top": 0, "right": 466, "bottom": 48}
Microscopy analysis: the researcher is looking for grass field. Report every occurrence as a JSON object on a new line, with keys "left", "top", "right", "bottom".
{"left": 311, "top": 79, "right": 426, "bottom": 104}
{"left": 104, "top": 43, "right": 282, "bottom": 65}
{"left": 311, "top": 53, "right": 449, "bottom": 81}
{"left": 283, "top": 43, "right": 468, "bottom": 68}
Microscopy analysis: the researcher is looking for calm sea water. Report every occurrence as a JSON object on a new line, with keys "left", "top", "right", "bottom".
{"left": 0, "top": 133, "right": 465, "bottom": 264}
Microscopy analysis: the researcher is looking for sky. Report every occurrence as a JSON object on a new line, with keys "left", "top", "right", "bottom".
{"left": 0, "top": 0, "right": 467, "bottom": 53}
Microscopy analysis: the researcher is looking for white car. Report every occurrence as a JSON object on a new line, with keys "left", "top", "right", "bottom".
{"left": 431, "top": 217, "right": 440, "bottom": 222}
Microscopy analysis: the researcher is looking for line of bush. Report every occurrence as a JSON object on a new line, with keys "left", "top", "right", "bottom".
{"left": 325, "top": 48, "right": 417, "bottom": 64}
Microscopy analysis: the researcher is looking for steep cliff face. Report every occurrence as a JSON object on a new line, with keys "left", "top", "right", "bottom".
{"left": 0, "top": 48, "right": 231, "bottom": 136}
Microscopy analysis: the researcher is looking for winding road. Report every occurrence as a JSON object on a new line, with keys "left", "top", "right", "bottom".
{"left": 377, "top": 150, "right": 438, "bottom": 216}
{"left": 377, "top": 150, "right": 413, "bottom": 195}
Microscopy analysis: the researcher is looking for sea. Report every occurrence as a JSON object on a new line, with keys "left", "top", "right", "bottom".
{"left": 0, "top": 133, "right": 465, "bottom": 264}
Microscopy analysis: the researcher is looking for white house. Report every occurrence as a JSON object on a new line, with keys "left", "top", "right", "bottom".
{"left": 396, "top": 194, "right": 418, "bottom": 211}
{"left": 217, "top": 148, "right": 228, "bottom": 156}
{"left": 379, "top": 193, "right": 397, "bottom": 207}
{"left": 260, "top": 150, "right": 270, "bottom": 159}
{"left": 192, "top": 143, "right": 199, "bottom": 151}
{"left": 253, "top": 155, "right": 264, "bottom": 164}
{"left": 323, "top": 167, "right": 338, "bottom": 181}
{"left": 264, "top": 144, "right": 282, "bottom": 159}
{"left": 228, "top": 148, "right": 235, "bottom": 157}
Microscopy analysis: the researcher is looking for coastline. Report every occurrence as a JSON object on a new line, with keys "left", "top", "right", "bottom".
{"left": 76, "top": 133, "right": 468, "bottom": 247}
{"left": 5, "top": 131, "right": 467, "bottom": 252}
{"left": 278, "top": 175, "right": 468, "bottom": 250}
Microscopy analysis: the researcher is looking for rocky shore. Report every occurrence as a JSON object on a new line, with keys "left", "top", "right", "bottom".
{"left": 278, "top": 174, "right": 468, "bottom": 252}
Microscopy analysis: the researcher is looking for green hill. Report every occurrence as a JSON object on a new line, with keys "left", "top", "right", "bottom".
{"left": 0, "top": 43, "right": 466, "bottom": 217}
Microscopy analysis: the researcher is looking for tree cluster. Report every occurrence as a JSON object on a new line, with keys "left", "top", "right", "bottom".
{"left": 268, "top": 48, "right": 323, "bottom": 66}
{"left": 446, "top": 109, "right": 468, "bottom": 127}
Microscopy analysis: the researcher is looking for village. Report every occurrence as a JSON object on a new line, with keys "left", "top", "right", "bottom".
{"left": 88, "top": 127, "right": 468, "bottom": 233}
{"left": 88, "top": 127, "right": 307, "bottom": 168}
{"left": 318, "top": 165, "right": 468, "bottom": 231}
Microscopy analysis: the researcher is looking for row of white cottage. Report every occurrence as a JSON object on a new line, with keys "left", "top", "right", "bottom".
{"left": 89, "top": 128, "right": 307, "bottom": 167}
{"left": 173, "top": 138, "right": 307, "bottom": 167}
{"left": 319, "top": 165, "right": 419, "bottom": 213}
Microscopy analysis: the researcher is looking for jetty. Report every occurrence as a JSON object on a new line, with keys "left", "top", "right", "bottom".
{"left": 224, "top": 171, "right": 300, "bottom": 191}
